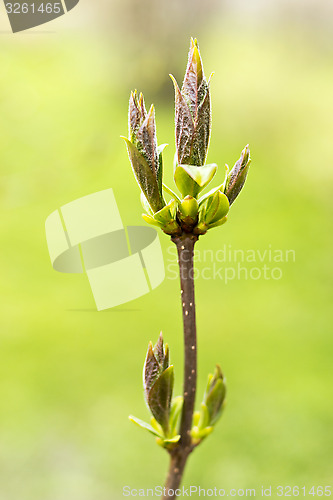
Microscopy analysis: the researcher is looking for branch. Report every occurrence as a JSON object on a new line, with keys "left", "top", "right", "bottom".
{"left": 162, "top": 234, "right": 198, "bottom": 499}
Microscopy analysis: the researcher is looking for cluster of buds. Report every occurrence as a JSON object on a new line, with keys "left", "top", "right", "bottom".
{"left": 130, "top": 335, "right": 227, "bottom": 449}
{"left": 129, "top": 334, "right": 183, "bottom": 450}
{"left": 124, "top": 38, "right": 251, "bottom": 237}
{"left": 191, "top": 365, "right": 226, "bottom": 445}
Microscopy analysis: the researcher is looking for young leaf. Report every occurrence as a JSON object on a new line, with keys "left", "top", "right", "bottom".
{"left": 208, "top": 217, "right": 228, "bottom": 229}
{"left": 204, "top": 191, "right": 229, "bottom": 225}
{"left": 150, "top": 417, "right": 164, "bottom": 435}
{"left": 171, "top": 39, "right": 212, "bottom": 166}
{"left": 174, "top": 164, "right": 217, "bottom": 198}
{"left": 225, "top": 145, "right": 251, "bottom": 205}
{"left": 129, "top": 416, "right": 163, "bottom": 438}
{"left": 162, "top": 183, "right": 181, "bottom": 204}
{"left": 197, "top": 402, "right": 210, "bottom": 430}
{"left": 142, "top": 214, "right": 161, "bottom": 227}
{"left": 205, "top": 378, "right": 226, "bottom": 426}
{"left": 136, "top": 105, "right": 159, "bottom": 177}
{"left": 148, "top": 365, "right": 174, "bottom": 434}
{"left": 157, "top": 143, "right": 168, "bottom": 194}
{"left": 122, "top": 137, "right": 165, "bottom": 213}
{"left": 154, "top": 200, "right": 178, "bottom": 224}
{"left": 170, "top": 74, "right": 195, "bottom": 166}
{"left": 144, "top": 342, "right": 161, "bottom": 399}
{"left": 163, "top": 435, "right": 181, "bottom": 445}
{"left": 169, "top": 396, "right": 183, "bottom": 436}
{"left": 179, "top": 196, "right": 199, "bottom": 220}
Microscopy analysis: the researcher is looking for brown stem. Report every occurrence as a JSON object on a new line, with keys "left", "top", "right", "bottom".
{"left": 162, "top": 450, "right": 189, "bottom": 499}
{"left": 162, "top": 233, "right": 198, "bottom": 499}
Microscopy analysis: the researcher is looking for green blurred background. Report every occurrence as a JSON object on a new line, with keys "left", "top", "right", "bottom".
{"left": 0, "top": 1, "right": 332, "bottom": 498}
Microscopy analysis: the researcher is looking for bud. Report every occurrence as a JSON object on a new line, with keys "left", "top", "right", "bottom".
{"left": 123, "top": 91, "right": 165, "bottom": 213}
{"left": 144, "top": 333, "right": 169, "bottom": 397}
{"left": 174, "top": 163, "right": 217, "bottom": 198}
{"left": 224, "top": 145, "right": 251, "bottom": 205}
{"left": 191, "top": 365, "right": 226, "bottom": 444}
{"left": 170, "top": 38, "right": 211, "bottom": 167}
{"left": 142, "top": 199, "right": 181, "bottom": 236}
{"left": 130, "top": 334, "right": 181, "bottom": 449}
{"left": 204, "top": 191, "right": 229, "bottom": 225}
{"left": 179, "top": 196, "right": 199, "bottom": 220}
{"left": 204, "top": 365, "right": 226, "bottom": 426}
{"left": 143, "top": 333, "right": 174, "bottom": 434}
{"left": 194, "top": 191, "right": 229, "bottom": 234}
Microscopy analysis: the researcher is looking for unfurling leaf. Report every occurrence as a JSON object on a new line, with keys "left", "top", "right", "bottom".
{"left": 194, "top": 191, "right": 229, "bottom": 234}
{"left": 124, "top": 91, "right": 165, "bottom": 213}
{"left": 144, "top": 342, "right": 161, "bottom": 398}
{"left": 171, "top": 38, "right": 211, "bottom": 167}
{"left": 153, "top": 200, "right": 177, "bottom": 225}
{"left": 174, "top": 163, "right": 217, "bottom": 198}
{"left": 225, "top": 145, "right": 251, "bottom": 205}
{"left": 191, "top": 365, "right": 227, "bottom": 445}
{"left": 169, "top": 396, "right": 183, "bottom": 436}
{"left": 122, "top": 137, "right": 164, "bottom": 213}
{"left": 179, "top": 196, "right": 199, "bottom": 222}
{"left": 132, "top": 335, "right": 181, "bottom": 447}
{"left": 141, "top": 199, "right": 181, "bottom": 236}
{"left": 201, "top": 191, "right": 230, "bottom": 225}
{"left": 143, "top": 334, "right": 175, "bottom": 434}
{"left": 143, "top": 333, "right": 169, "bottom": 399}
{"left": 148, "top": 365, "right": 174, "bottom": 434}
{"left": 129, "top": 416, "right": 163, "bottom": 438}
{"left": 204, "top": 365, "right": 226, "bottom": 426}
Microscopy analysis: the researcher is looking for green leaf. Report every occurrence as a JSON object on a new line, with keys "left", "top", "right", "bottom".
{"left": 129, "top": 416, "right": 163, "bottom": 438}
{"left": 207, "top": 217, "right": 228, "bottom": 229}
{"left": 142, "top": 214, "right": 161, "bottom": 227}
{"left": 198, "top": 184, "right": 223, "bottom": 206}
{"left": 154, "top": 199, "right": 177, "bottom": 224}
{"left": 122, "top": 137, "right": 165, "bottom": 213}
{"left": 163, "top": 344, "right": 169, "bottom": 372}
{"left": 174, "top": 164, "right": 217, "bottom": 198}
{"left": 204, "top": 191, "right": 229, "bottom": 225}
{"left": 204, "top": 373, "right": 214, "bottom": 397}
{"left": 197, "top": 426, "right": 214, "bottom": 439}
{"left": 179, "top": 196, "right": 199, "bottom": 220}
{"left": 163, "top": 435, "right": 181, "bottom": 444}
{"left": 197, "top": 166, "right": 228, "bottom": 205}
{"left": 148, "top": 366, "right": 174, "bottom": 434}
{"left": 198, "top": 402, "right": 210, "bottom": 430}
{"left": 162, "top": 183, "right": 181, "bottom": 204}
{"left": 192, "top": 411, "right": 201, "bottom": 427}
{"left": 169, "top": 396, "right": 183, "bottom": 436}
{"left": 206, "top": 378, "right": 226, "bottom": 426}
{"left": 150, "top": 417, "right": 164, "bottom": 435}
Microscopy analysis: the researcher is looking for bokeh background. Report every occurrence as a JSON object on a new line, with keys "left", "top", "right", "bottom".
{"left": 0, "top": 1, "right": 332, "bottom": 498}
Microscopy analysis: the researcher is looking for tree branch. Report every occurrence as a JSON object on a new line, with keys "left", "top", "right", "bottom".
{"left": 162, "top": 233, "right": 198, "bottom": 499}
